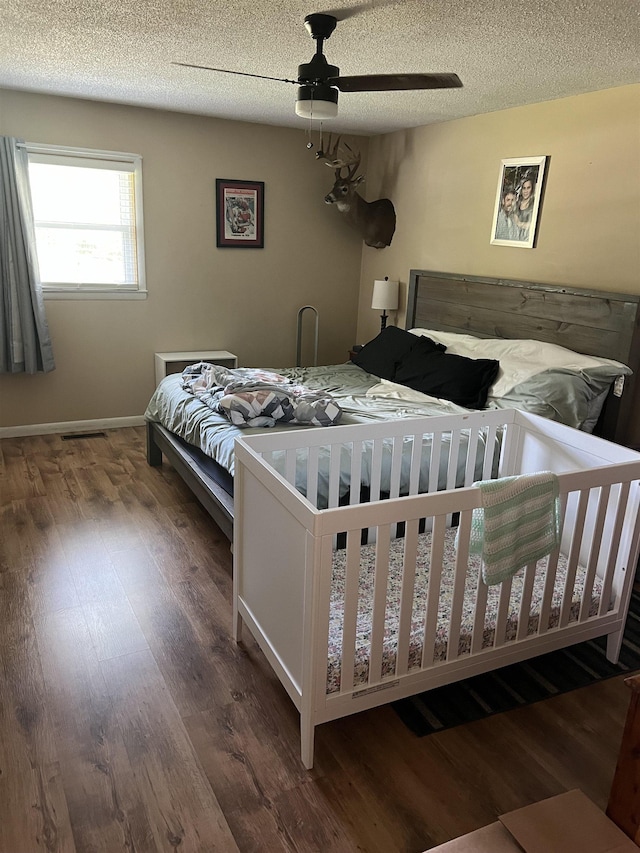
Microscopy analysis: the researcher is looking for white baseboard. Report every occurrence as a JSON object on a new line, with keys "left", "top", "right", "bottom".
{"left": 0, "top": 415, "right": 146, "bottom": 439}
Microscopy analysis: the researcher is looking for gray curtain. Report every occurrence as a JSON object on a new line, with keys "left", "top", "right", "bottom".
{"left": 0, "top": 136, "right": 55, "bottom": 373}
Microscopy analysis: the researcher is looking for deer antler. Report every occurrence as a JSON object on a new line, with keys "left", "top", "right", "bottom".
{"left": 315, "top": 134, "right": 361, "bottom": 179}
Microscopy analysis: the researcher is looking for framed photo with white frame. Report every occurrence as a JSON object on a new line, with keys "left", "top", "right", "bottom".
{"left": 490, "top": 156, "right": 547, "bottom": 249}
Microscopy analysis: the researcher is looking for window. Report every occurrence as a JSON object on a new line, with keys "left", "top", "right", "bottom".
{"left": 26, "top": 144, "right": 146, "bottom": 299}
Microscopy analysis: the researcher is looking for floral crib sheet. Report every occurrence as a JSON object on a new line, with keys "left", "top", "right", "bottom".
{"left": 327, "top": 527, "right": 602, "bottom": 694}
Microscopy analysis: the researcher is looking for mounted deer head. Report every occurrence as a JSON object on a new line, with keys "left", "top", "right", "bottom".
{"left": 317, "top": 135, "right": 396, "bottom": 249}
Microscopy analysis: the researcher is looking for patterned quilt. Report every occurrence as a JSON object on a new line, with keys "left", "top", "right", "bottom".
{"left": 181, "top": 362, "right": 343, "bottom": 428}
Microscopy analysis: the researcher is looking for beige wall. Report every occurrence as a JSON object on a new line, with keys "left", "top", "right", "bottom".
{"left": 0, "top": 90, "right": 365, "bottom": 428}
{"left": 357, "top": 84, "right": 640, "bottom": 344}
{"left": 2, "top": 84, "right": 639, "bottom": 429}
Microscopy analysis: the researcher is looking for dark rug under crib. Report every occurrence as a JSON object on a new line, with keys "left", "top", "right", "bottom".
{"left": 392, "top": 589, "right": 640, "bottom": 737}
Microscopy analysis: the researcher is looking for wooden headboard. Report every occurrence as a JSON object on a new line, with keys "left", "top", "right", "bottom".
{"left": 405, "top": 270, "right": 640, "bottom": 447}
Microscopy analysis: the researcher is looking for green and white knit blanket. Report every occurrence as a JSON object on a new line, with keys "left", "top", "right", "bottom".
{"left": 468, "top": 472, "right": 560, "bottom": 585}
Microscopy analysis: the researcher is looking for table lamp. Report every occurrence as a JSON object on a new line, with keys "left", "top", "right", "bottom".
{"left": 372, "top": 277, "right": 399, "bottom": 331}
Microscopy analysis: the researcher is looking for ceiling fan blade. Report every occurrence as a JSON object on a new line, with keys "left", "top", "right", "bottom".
{"left": 331, "top": 73, "right": 463, "bottom": 92}
{"left": 172, "top": 62, "right": 298, "bottom": 85}
{"left": 321, "top": 0, "right": 403, "bottom": 21}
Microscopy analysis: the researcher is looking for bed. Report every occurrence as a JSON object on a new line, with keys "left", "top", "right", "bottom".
{"left": 145, "top": 270, "right": 640, "bottom": 541}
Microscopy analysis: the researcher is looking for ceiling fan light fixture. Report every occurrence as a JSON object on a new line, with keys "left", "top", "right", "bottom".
{"left": 295, "top": 84, "right": 338, "bottom": 120}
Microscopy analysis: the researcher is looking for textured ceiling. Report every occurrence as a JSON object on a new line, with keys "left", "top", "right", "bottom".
{"left": 1, "top": 0, "right": 638, "bottom": 135}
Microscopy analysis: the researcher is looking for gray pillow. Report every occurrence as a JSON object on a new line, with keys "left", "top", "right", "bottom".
{"left": 488, "top": 364, "right": 630, "bottom": 431}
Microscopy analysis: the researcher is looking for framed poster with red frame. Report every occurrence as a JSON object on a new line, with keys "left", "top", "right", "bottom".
{"left": 216, "top": 178, "right": 264, "bottom": 248}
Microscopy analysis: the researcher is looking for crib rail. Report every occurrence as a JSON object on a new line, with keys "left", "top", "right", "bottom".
{"left": 320, "top": 472, "right": 640, "bottom": 700}
{"left": 246, "top": 409, "right": 507, "bottom": 517}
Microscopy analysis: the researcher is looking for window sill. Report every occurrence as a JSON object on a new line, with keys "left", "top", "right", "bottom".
{"left": 43, "top": 290, "right": 148, "bottom": 301}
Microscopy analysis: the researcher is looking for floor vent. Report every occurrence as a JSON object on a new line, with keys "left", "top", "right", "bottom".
{"left": 61, "top": 431, "right": 107, "bottom": 441}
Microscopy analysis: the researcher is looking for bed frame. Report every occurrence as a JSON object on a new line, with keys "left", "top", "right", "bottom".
{"left": 147, "top": 270, "right": 640, "bottom": 540}
{"left": 147, "top": 422, "right": 234, "bottom": 540}
{"left": 234, "top": 409, "right": 640, "bottom": 767}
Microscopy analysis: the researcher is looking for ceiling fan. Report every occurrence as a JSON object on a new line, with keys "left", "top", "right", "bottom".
{"left": 173, "top": 12, "right": 462, "bottom": 120}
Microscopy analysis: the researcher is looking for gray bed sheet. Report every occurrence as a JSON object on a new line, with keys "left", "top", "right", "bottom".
{"left": 144, "top": 362, "right": 473, "bottom": 483}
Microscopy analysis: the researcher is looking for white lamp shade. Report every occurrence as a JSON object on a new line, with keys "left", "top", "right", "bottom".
{"left": 295, "top": 87, "right": 339, "bottom": 120}
{"left": 371, "top": 279, "right": 399, "bottom": 311}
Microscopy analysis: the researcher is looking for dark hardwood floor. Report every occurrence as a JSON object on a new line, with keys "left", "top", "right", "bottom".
{"left": 0, "top": 426, "right": 633, "bottom": 852}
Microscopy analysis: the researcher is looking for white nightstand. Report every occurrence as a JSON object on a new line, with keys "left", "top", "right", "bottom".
{"left": 154, "top": 350, "right": 238, "bottom": 386}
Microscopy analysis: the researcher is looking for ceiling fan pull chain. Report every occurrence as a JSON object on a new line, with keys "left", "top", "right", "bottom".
{"left": 306, "top": 122, "right": 327, "bottom": 153}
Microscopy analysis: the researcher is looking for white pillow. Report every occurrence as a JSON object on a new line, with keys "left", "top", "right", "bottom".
{"left": 409, "top": 328, "right": 630, "bottom": 398}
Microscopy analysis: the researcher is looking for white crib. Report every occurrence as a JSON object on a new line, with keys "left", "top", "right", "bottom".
{"left": 233, "top": 410, "right": 640, "bottom": 769}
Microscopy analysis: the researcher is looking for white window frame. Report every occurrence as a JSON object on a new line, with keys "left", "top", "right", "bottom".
{"left": 25, "top": 143, "right": 147, "bottom": 300}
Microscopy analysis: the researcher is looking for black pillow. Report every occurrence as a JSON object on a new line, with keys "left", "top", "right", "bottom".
{"left": 395, "top": 341, "right": 500, "bottom": 409}
{"left": 352, "top": 326, "right": 444, "bottom": 381}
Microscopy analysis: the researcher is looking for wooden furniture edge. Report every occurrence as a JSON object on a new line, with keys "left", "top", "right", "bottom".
{"left": 606, "top": 673, "right": 640, "bottom": 844}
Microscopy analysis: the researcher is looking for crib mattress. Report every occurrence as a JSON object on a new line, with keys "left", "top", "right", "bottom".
{"left": 327, "top": 528, "right": 602, "bottom": 694}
